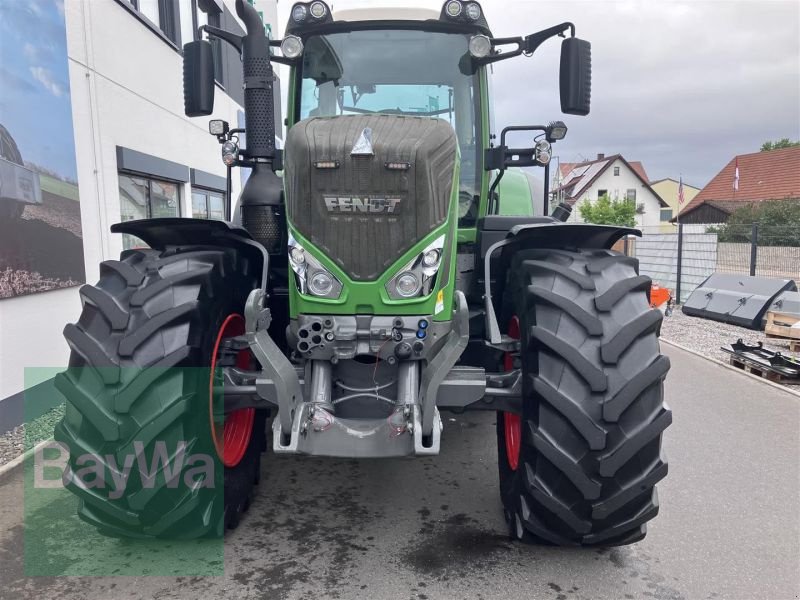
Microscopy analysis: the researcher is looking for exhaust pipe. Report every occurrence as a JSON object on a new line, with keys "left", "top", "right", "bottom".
{"left": 234, "top": 0, "right": 285, "bottom": 252}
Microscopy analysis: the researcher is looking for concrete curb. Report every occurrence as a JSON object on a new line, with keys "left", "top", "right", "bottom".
{"left": 661, "top": 338, "right": 800, "bottom": 399}
{"left": 0, "top": 438, "right": 53, "bottom": 479}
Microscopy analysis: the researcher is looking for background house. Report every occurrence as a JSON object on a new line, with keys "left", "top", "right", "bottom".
{"left": 552, "top": 154, "right": 667, "bottom": 228}
{"left": 679, "top": 147, "right": 800, "bottom": 224}
{"left": 651, "top": 178, "right": 702, "bottom": 232}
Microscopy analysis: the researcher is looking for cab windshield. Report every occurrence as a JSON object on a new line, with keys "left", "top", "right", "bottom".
{"left": 297, "top": 28, "right": 482, "bottom": 225}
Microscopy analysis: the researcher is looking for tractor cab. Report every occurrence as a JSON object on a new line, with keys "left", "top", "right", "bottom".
{"left": 279, "top": 1, "right": 586, "bottom": 235}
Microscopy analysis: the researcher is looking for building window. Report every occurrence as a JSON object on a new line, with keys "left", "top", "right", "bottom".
{"left": 660, "top": 209, "right": 674, "bottom": 222}
{"left": 124, "top": 0, "right": 181, "bottom": 44}
{"left": 119, "top": 173, "right": 181, "bottom": 249}
{"left": 598, "top": 189, "right": 608, "bottom": 200}
{"left": 614, "top": 167, "right": 620, "bottom": 176}
{"left": 209, "top": 12, "right": 224, "bottom": 86}
{"left": 179, "top": 0, "right": 197, "bottom": 46}
{"left": 122, "top": 0, "right": 221, "bottom": 50}
{"left": 138, "top": 0, "right": 161, "bottom": 28}
{"left": 626, "top": 189, "right": 637, "bottom": 202}
{"left": 192, "top": 188, "right": 226, "bottom": 220}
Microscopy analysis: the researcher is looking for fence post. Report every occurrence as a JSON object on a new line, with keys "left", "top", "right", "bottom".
{"left": 750, "top": 223, "right": 758, "bottom": 277}
{"left": 676, "top": 222, "right": 683, "bottom": 304}
{"left": 623, "top": 236, "right": 629, "bottom": 256}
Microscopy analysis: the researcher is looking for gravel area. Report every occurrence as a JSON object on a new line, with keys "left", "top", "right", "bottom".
{"left": 661, "top": 309, "right": 800, "bottom": 365}
{"left": 0, "top": 403, "right": 64, "bottom": 467}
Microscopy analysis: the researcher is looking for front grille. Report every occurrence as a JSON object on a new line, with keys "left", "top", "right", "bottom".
{"left": 242, "top": 205, "right": 285, "bottom": 254}
{"left": 284, "top": 115, "right": 457, "bottom": 281}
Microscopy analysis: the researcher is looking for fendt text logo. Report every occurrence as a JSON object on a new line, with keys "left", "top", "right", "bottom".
{"left": 324, "top": 196, "right": 402, "bottom": 215}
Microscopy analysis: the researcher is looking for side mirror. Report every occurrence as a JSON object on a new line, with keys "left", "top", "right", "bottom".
{"left": 183, "top": 40, "right": 215, "bottom": 117}
{"left": 559, "top": 37, "right": 591, "bottom": 116}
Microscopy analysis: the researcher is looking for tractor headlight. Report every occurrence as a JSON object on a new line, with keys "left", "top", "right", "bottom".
{"left": 288, "top": 236, "right": 342, "bottom": 299}
{"left": 469, "top": 35, "right": 492, "bottom": 59}
{"left": 309, "top": 271, "right": 335, "bottom": 297}
{"left": 445, "top": 1, "right": 462, "bottom": 17}
{"left": 309, "top": 1, "right": 327, "bottom": 19}
{"left": 422, "top": 249, "right": 441, "bottom": 269}
{"left": 386, "top": 235, "right": 446, "bottom": 300}
{"left": 395, "top": 273, "right": 421, "bottom": 298}
{"left": 465, "top": 2, "right": 482, "bottom": 20}
{"left": 291, "top": 4, "right": 308, "bottom": 22}
{"left": 281, "top": 35, "right": 304, "bottom": 59}
{"left": 289, "top": 246, "right": 306, "bottom": 266}
{"left": 221, "top": 141, "right": 239, "bottom": 167}
{"left": 535, "top": 140, "right": 552, "bottom": 166}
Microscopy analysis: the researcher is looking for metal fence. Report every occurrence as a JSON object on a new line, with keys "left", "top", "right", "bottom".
{"left": 622, "top": 224, "right": 800, "bottom": 303}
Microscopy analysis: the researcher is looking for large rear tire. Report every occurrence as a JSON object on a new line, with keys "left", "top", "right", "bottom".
{"left": 54, "top": 246, "right": 266, "bottom": 538}
{"left": 497, "top": 248, "right": 671, "bottom": 546}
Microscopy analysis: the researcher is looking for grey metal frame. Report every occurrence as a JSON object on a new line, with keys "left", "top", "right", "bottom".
{"left": 238, "top": 289, "right": 515, "bottom": 457}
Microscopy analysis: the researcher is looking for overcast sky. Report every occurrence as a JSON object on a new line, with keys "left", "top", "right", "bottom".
{"left": 279, "top": 0, "right": 800, "bottom": 188}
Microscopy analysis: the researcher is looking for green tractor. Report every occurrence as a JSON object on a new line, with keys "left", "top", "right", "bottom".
{"left": 55, "top": 0, "right": 671, "bottom": 545}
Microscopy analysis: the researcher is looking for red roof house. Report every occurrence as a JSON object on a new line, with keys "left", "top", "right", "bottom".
{"left": 678, "top": 147, "right": 800, "bottom": 224}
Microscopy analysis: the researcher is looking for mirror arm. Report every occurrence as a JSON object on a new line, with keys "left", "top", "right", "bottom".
{"left": 475, "top": 22, "right": 577, "bottom": 67}
{"left": 524, "top": 22, "right": 575, "bottom": 55}
{"left": 201, "top": 25, "right": 243, "bottom": 54}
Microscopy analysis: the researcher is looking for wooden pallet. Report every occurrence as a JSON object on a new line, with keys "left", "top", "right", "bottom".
{"left": 765, "top": 311, "right": 800, "bottom": 341}
{"left": 728, "top": 356, "right": 800, "bottom": 385}
{"left": 766, "top": 334, "right": 800, "bottom": 353}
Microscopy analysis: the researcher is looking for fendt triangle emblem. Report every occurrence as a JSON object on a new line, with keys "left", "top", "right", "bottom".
{"left": 351, "top": 127, "right": 374, "bottom": 156}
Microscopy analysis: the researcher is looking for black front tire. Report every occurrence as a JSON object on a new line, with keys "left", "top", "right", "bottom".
{"left": 498, "top": 248, "right": 671, "bottom": 546}
{"left": 54, "top": 246, "right": 265, "bottom": 538}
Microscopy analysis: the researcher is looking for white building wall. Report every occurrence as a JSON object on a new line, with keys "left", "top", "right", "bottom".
{"left": 0, "top": 0, "right": 277, "bottom": 400}
{"left": 569, "top": 158, "right": 663, "bottom": 229}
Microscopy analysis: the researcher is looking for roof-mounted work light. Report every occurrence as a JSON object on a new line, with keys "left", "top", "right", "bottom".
{"left": 440, "top": 0, "right": 490, "bottom": 31}
{"left": 287, "top": 1, "right": 333, "bottom": 33}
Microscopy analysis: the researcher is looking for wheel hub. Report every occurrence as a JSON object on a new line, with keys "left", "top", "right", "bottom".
{"left": 503, "top": 315, "right": 522, "bottom": 471}
{"left": 210, "top": 314, "right": 255, "bottom": 468}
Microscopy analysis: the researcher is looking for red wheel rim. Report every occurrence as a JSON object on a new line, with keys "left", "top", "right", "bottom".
{"left": 210, "top": 314, "right": 255, "bottom": 468}
{"left": 503, "top": 316, "right": 522, "bottom": 471}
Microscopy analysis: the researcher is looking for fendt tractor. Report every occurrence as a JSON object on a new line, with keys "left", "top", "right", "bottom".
{"left": 55, "top": 0, "right": 672, "bottom": 546}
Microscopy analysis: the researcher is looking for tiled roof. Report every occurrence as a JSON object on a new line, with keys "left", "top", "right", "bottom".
{"left": 680, "top": 147, "right": 800, "bottom": 217}
{"left": 559, "top": 162, "right": 576, "bottom": 178}
{"left": 629, "top": 161, "right": 649, "bottom": 183}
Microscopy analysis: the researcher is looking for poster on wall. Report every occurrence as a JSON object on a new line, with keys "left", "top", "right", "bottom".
{"left": 0, "top": 0, "right": 85, "bottom": 299}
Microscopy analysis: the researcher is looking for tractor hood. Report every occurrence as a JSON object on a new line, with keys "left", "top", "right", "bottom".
{"left": 284, "top": 115, "right": 458, "bottom": 281}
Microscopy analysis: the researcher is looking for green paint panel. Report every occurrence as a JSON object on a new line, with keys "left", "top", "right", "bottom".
{"left": 497, "top": 169, "right": 535, "bottom": 216}
{"left": 288, "top": 160, "right": 461, "bottom": 322}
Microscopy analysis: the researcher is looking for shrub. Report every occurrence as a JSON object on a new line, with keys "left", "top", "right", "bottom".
{"left": 710, "top": 199, "right": 800, "bottom": 246}
{"left": 578, "top": 195, "right": 636, "bottom": 227}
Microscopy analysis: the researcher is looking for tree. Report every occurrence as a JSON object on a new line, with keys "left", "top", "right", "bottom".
{"left": 579, "top": 195, "right": 636, "bottom": 227}
{"left": 760, "top": 138, "right": 800, "bottom": 152}
{"left": 710, "top": 199, "right": 800, "bottom": 246}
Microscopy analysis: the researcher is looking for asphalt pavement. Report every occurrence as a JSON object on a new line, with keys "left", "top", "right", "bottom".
{"left": 1, "top": 344, "right": 798, "bottom": 600}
